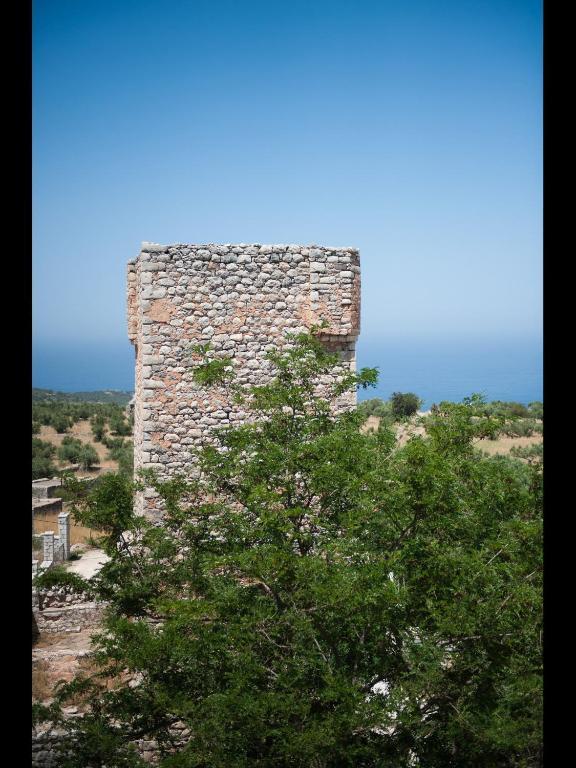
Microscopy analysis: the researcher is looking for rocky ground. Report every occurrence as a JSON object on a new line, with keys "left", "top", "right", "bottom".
{"left": 33, "top": 548, "right": 109, "bottom": 706}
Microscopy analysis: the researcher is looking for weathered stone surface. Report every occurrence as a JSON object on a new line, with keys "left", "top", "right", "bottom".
{"left": 127, "top": 243, "right": 361, "bottom": 519}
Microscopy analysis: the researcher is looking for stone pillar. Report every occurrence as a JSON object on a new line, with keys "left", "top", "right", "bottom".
{"left": 58, "top": 512, "right": 70, "bottom": 560}
{"left": 42, "top": 531, "right": 54, "bottom": 563}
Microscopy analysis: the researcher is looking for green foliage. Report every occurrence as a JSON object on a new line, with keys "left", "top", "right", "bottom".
{"left": 390, "top": 391, "right": 423, "bottom": 419}
{"left": 190, "top": 343, "right": 235, "bottom": 386}
{"left": 510, "top": 443, "right": 543, "bottom": 462}
{"left": 106, "top": 438, "right": 134, "bottom": 477}
{"left": 33, "top": 438, "right": 57, "bottom": 459}
{"left": 36, "top": 335, "right": 542, "bottom": 767}
{"left": 33, "top": 388, "right": 134, "bottom": 405}
{"left": 110, "top": 416, "right": 133, "bottom": 436}
{"left": 34, "top": 565, "right": 91, "bottom": 595}
{"left": 527, "top": 401, "right": 543, "bottom": 420}
{"left": 117, "top": 448, "right": 134, "bottom": 478}
{"left": 32, "top": 438, "right": 57, "bottom": 479}
{"left": 79, "top": 443, "right": 100, "bottom": 470}
{"left": 469, "top": 401, "right": 543, "bottom": 439}
{"left": 481, "top": 401, "right": 532, "bottom": 419}
{"left": 57, "top": 437, "right": 99, "bottom": 470}
{"left": 32, "top": 397, "right": 131, "bottom": 439}
{"left": 52, "top": 414, "right": 73, "bottom": 433}
{"left": 57, "top": 436, "right": 85, "bottom": 464}
{"left": 90, "top": 414, "right": 107, "bottom": 442}
{"left": 103, "top": 435, "right": 123, "bottom": 450}
{"left": 503, "top": 419, "right": 539, "bottom": 438}
{"left": 32, "top": 456, "right": 57, "bottom": 480}
{"left": 357, "top": 398, "right": 396, "bottom": 431}
{"left": 65, "top": 473, "right": 135, "bottom": 553}
{"left": 422, "top": 395, "right": 504, "bottom": 453}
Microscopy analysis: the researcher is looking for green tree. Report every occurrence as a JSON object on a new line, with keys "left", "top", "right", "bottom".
{"left": 32, "top": 456, "right": 57, "bottom": 480}
{"left": 35, "top": 333, "right": 542, "bottom": 767}
{"left": 90, "top": 414, "right": 107, "bottom": 442}
{"left": 390, "top": 391, "right": 422, "bottom": 419}
{"left": 33, "top": 437, "right": 57, "bottom": 459}
{"left": 57, "top": 436, "right": 85, "bottom": 464}
{"left": 51, "top": 413, "right": 72, "bottom": 433}
{"left": 32, "top": 438, "right": 58, "bottom": 479}
{"left": 110, "top": 416, "right": 132, "bottom": 436}
{"left": 78, "top": 444, "right": 99, "bottom": 471}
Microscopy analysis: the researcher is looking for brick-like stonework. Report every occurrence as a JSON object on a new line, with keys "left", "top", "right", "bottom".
{"left": 128, "top": 243, "right": 361, "bottom": 519}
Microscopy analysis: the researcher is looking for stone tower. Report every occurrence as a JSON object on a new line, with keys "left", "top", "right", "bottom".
{"left": 128, "top": 243, "right": 361, "bottom": 520}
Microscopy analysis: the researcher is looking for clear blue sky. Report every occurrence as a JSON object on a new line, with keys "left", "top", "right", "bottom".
{"left": 33, "top": 0, "right": 542, "bottom": 390}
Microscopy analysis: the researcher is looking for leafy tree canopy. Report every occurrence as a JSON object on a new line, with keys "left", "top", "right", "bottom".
{"left": 36, "top": 332, "right": 542, "bottom": 768}
{"left": 390, "top": 392, "right": 423, "bottom": 419}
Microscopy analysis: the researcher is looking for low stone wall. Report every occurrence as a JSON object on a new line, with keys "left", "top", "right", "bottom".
{"left": 33, "top": 498, "right": 63, "bottom": 516}
{"left": 32, "top": 720, "right": 192, "bottom": 767}
{"left": 32, "top": 729, "right": 66, "bottom": 768}
{"left": 32, "top": 479, "right": 62, "bottom": 499}
{"left": 34, "top": 600, "right": 103, "bottom": 634}
{"left": 37, "top": 587, "right": 90, "bottom": 609}
{"left": 34, "top": 588, "right": 103, "bottom": 634}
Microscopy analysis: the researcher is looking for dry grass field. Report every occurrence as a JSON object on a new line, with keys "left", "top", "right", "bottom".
{"left": 473, "top": 433, "right": 542, "bottom": 455}
{"left": 39, "top": 419, "right": 123, "bottom": 475}
{"left": 39, "top": 419, "right": 135, "bottom": 479}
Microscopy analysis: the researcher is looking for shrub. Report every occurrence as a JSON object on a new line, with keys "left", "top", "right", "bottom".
{"left": 34, "top": 565, "right": 90, "bottom": 594}
{"left": 90, "top": 414, "right": 107, "bottom": 442}
{"left": 51, "top": 414, "right": 72, "bottom": 433}
{"left": 105, "top": 437, "right": 127, "bottom": 456}
{"left": 528, "top": 401, "right": 543, "bottom": 420}
{"left": 32, "top": 456, "right": 57, "bottom": 480}
{"left": 117, "top": 447, "right": 134, "bottom": 477}
{"left": 106, "top": 439, "right": 133, "bottom": 477}
{"left": 33, "top": 438, "right": 56, "bottom": 459}
{"left": 504, "top": 418, "right": 538, "bottom": 437}
{"left": 481, "top": 401, "right": 533, "bottom": 419}
{"left": 32, "top": 439, "right": 58, "bottom": 479}
{"left": 390, "top": 391, "right": 422, "bottom": 419}
{"left": 110, "top": 416, "right": 132, "bottom": 436}
{"left": 78, "top": 444, "right": 99, "bottom": 471}
{"left": 57, "top": 436, "right": 84, "bottom": 464}
{"left": 510, "top": 443, "right": 543, "bottom": 461}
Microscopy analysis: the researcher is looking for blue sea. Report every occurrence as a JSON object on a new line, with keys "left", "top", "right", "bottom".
{"left": 32, "top": 336, "right": 542, "bottom": 409}
{"left": 356, "top": 336, "right": 543, "bottom": 409}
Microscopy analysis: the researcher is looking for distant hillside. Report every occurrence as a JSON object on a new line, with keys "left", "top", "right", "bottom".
{"left": 32, "top": 388, "right": 134, "bottom": 405}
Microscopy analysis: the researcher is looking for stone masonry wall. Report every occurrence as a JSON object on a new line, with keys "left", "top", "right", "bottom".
{"left": 33, "top": 587, "right": 104, "bottom": 634}
{"left": 128, "top": 243, "right": 361, "bottom": 520}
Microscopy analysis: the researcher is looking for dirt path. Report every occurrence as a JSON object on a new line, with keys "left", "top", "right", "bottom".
{"left": 66, "top": 548, "right": 110, "bottom": 579}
